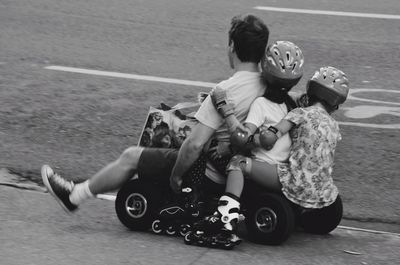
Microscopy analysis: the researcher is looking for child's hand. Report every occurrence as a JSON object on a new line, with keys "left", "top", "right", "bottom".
{"left": 259, "top": 127, "right": 279, "bottom": 150}
{"left": 230, "top": 128, "right": 251, "bottom": 151}
{"left": 210, "top": 86, "right": 235, "bottom": 118}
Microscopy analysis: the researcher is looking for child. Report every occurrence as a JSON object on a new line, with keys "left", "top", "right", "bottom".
{"left": 188, "top": 41, "right": 305, "bottom": 245}
{"left": 209, "top": 65, "right": 349, "bottom": 238}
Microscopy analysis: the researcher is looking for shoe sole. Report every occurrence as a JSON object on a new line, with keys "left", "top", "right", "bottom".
{"left": 41, "top": 165, "right": 73, "bottom": 213}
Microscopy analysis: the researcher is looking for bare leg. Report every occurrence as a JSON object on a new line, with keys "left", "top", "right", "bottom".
{"left": 225, "top": 170, "right": 245, "bottom": 198}
{"left": 224, "top": 158, "right": 281, "bottom": 198}
{"left": 224, "top": 155, "right": 252, "bottom": 197}
{"left": 42, "top": 146, "right": 145, "bottom": 211}
{"left": 88, "top": 146, "right": 144, "bottom": 195}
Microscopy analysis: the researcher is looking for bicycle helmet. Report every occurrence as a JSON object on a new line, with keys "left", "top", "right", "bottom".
{"left": 261, "top": 41, "right": 304, "bottom": 89}
{"left": 307, "top": 66, "right": 349, "bottom": 106}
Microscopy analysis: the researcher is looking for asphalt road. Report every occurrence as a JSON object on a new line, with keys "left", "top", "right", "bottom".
{"left": 0, "top": 0, "right": 399, "bottom": 264}
{"left": 1, "top": 186, "right": 399, "bottom": 265}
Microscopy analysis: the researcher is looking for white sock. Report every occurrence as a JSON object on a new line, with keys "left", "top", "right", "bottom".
{"left": 69, "top": 180, "right": 94, "bottom": 205}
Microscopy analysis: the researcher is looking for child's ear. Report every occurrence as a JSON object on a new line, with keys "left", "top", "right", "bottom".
{"left": 229, "top": 42, "right": 235, "bottom": 53}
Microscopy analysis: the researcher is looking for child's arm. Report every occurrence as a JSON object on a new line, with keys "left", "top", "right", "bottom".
{"left": 218, "top": 107, "right": 259, "bottom": 153}
{"left": 258, "top": 119, "right": 294, "bottom": 150}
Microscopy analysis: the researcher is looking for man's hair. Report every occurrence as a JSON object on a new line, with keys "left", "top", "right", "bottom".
{"left": 229, "top": 14, "right": 269, "bottom": 64}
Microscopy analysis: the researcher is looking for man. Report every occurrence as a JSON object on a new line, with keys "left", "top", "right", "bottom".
{"left": 42, "top": 14, "right": 269, "bottom": 213}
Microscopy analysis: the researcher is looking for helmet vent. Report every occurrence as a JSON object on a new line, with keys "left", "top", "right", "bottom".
{"left": 279, "top": 60, "right": 285, "bottom": 70}
{"left": 267, "top": 57, "right": 276, "bottom": 66}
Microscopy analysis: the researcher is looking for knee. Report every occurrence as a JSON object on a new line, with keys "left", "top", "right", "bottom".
{"left": 226, "top": 155, "right": 250, "bottom": 174}
{"left": 118, "top": 146, "right": 143, "bottom": 168}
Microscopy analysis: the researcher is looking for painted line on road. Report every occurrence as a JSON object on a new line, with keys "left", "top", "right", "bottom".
{"left": 337, "top": 225, "right": 400, "bottom": 237}
{"left": 45, "top": 65, "right": 400, "bottom": 130}
{"left": 45, "top": 66, "right": 215, "bottom": 88}
{"left": 338, "top": 121, "right": 400, "bottom": 129}
{"left": 96, "top": 193, "right": 117, "bottom": 201}
{"left": 254, "top": 6, "right": 400, "bottom": 20}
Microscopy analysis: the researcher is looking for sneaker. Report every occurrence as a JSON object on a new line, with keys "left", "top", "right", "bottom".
{"left": 41, "top": 165, "right": 77, "bottom": 212}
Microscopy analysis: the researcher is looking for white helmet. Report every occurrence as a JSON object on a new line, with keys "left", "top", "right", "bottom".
{"left": 261, "top": 41, "right": 304, "bottom": 88}
{"left": 307, "top": 66, "right": 349, "bottom": 106}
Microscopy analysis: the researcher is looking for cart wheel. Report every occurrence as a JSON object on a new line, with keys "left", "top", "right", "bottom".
{"left": 245, "top": 193, "right": 295, "bottom": 245}
{"left": 115, "top": 179, "right": 161, "bottom": 231}
{"left": 300, "top": 195, "right": 343, "bottom": 235}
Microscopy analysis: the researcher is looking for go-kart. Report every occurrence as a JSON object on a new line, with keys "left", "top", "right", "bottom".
{"left": 115, "top": 176, "right": 343, "bottom": 246}
{"left": 114, "top": 102, "right": 343, "bottom": 246}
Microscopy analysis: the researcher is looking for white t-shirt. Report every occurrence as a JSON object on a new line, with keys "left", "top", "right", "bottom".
{"left": 245, "top": 97, "right": 291, "bottom": 164}
{"left": 195, "top": 71, "right": 265, "bottom": 184}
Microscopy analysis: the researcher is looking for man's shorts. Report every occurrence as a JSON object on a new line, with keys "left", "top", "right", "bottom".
{"left": 137, "top": 148, "right": 178, "bottom": 186}
{"left": 136, "top": 147, "right": 225, "bottom": 194}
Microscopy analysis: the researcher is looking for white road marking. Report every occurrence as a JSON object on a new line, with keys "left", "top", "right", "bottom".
{"left": 45, "top": 66, "right": 400, "bottom": 129}
{"left": 96, "top": 193, "right": 117, "bottom": 201}
{"left": 342, "top": 105, "right": 400, "bottom": 119}
{"left": 338, "top": 225, "right": 400, "bottom": 237}
{"left": 348, "top": 88, "right": 400, "bottom": 106}
{"left": 45, "top": 65, "right": 215, "bottom": 88}
{"left": 254, "top": 6, "right": 400, "bottom": 20}
{"left": 338, "top": 121, "right": 400, "bottom": 129}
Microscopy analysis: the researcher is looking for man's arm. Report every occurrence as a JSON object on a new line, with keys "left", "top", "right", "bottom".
{"left": 224, "top": 114, "right": 244, "bottom": 133}
{"left": 169, "top": 122, "right": 215, "bottom": 193}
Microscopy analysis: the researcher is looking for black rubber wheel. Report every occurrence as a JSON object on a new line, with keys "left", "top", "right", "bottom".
{"left": 299, "top": 195, "right": 343, "bottom": 235}
{"left": 115, "top": 179, "right": 161, "bottom": 231}
{"left": 245, "top": 193, "right": 295, "bottom": 245}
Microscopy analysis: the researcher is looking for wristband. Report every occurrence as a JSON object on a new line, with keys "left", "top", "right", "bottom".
{"left": 268, "top": 126, "right": 282, "bottom": 138}
{"left": 215, "top": 99, "right": 229, "bottom": 109}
